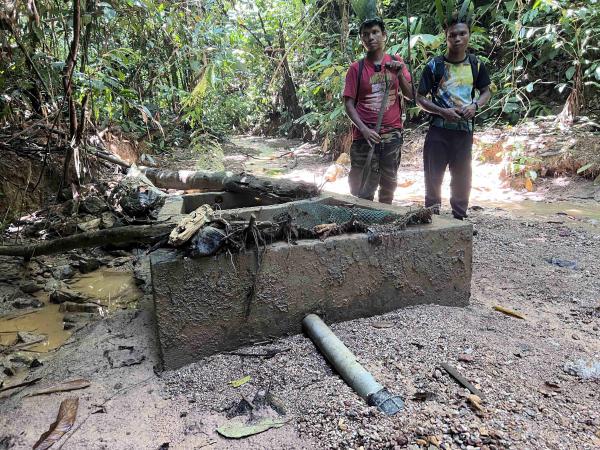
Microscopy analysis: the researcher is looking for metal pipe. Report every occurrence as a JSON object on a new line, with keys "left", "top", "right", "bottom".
{"left": 302, "top": 314, "right": 404, "bottom": 415}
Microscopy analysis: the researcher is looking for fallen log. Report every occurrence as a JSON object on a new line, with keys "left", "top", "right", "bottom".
{"left": 0, "top": 223, "right": 174, "bottom": 259}
{"left": 141, "top": 168, "right": 319, "bottom": 202}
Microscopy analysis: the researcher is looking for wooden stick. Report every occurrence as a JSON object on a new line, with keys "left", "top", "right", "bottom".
{"left": 493, "top": 305, "right": 526, "bottom": 320}
{"left": 0, "top": 223, "right": 174, "bottom": 259}
{"left": 440, "top": 363, "right": 484, "bottom": 399}
{"left": 0, "top": 377, "right": 42, "bottom": 394}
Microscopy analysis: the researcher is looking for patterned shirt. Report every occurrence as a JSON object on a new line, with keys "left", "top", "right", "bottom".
{"left": 418, "top": 55, "right": 491, "bottom": 131}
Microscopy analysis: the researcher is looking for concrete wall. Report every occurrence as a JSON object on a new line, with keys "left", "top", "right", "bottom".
{"left": 151, "top": 202, "right": 472, "bottom": 369}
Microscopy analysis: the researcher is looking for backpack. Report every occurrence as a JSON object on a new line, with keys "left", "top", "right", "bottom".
{"left": 354, "top": 54, "right": 399, "bottom": 107}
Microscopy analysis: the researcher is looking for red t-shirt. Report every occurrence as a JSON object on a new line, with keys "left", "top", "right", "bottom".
{"left": 343, "top": 54, "right": 411, "bottom": 140}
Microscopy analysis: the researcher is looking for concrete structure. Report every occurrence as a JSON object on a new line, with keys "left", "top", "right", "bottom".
{"left": 151, "top": 193, "right": 472, "bottom": 370}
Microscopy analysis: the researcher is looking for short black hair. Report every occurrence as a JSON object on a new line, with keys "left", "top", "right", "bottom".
{"left": 444, "top": 13, "right": 472, "bottom": 32}
{"left": 359, "top": 18, "right": 385, "bottom": 35}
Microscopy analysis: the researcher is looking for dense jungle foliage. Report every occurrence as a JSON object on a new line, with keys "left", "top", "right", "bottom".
{"left": 1, "top": 0, "right": 599, "bottom": 154}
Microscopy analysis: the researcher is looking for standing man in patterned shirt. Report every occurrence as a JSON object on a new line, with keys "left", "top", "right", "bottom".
{"left": 343, "top": 18, "right": 413, "bottom": 204}
{"left": 417, "top": 15, "right": 492, "bottom": 219}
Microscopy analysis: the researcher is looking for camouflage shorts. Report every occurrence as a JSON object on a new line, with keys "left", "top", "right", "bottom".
{"left": 348, "top": 130, "right": 403, "bottom": 204}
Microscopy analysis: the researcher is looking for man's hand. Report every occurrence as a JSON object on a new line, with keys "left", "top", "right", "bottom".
{"left": 460, "top": 103, "right": 477, "bottom": 120}
{"left": 360, "top": 127, "right": 381, "bottom": 146}
{"left": 440, "top": 108, "right": 463, "bottom": 122}
{"left": 384, "top": 59, "right": 406, "bottom": 72}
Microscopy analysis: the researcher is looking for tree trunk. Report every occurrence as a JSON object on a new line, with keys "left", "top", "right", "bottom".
{"left": 59, "top": 0, "right": 82, "bottom": 198}
{"left": 141, "top": 168, "right": 319, "bottom": 201}
{"left": 278, "top": 26, "right": 305, "bottom": 139}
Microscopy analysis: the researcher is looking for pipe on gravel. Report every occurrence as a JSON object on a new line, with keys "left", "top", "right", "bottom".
{"left": 302, "top": 314, "right": 404, "bottom": 415}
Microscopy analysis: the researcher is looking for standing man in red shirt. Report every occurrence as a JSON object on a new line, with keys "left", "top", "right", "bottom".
{"left": 343, "top": 18, "right": 413, "bottom": 204}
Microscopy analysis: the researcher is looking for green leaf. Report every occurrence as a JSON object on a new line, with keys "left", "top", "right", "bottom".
{"left": 229, "top": 375, "right": 251, "bottom": 387}
{"left": 594, "top": 173, "right": 600, "bottom": 185}
{"left": 566, "top": 66, "right": 576, "bottom": 81}
{"left": 216, "top": 418, "right": 289, "bottom": 439}
{"left": 459, "top": 0, "right": 472, "bottom": 22}
{"left": 320, "top": 66, "right": 335, "bottom": 81}
{"left": 577, "top": 163, "right": 593, "bottom": 174}
{"left": 434, "top": 0, "right": 445, "bottom": 29}
{"left": 446, "top": 0, "right": 454, "bottom": 25}
{"left": 525, "top": 82, "right": 534, "bottom": 93}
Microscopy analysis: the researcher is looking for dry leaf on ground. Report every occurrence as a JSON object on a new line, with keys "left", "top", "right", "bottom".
{"left": 216, "top": 418, "right": 288, "bottom": 439}
{"left": 33, "top": 397, "right": 79, "bottom": 449}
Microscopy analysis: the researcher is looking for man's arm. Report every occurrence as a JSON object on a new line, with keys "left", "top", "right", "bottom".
{"left": 416, "top": 94, "right": 463, "bottom": 122}
{"left": 344, "top": 97, "right": 381, "bottom": 146}
{"left": 386, "top": 60, "right": 413, "bottom": 100}
{"left": 460, "top": 85, "right": 492, "bottom": 119}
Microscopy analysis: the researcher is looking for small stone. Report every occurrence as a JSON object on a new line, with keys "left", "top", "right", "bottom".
{"left": 104, "top": 348, "right": 145, "bottom": 368}
{"left": 12, "top": 297, "right": 43, "bottom": 309}
{"left": 77, "top": 218, "right": 102, "bottom": 232}
{"left": 458, "top": 354, "right": 475, "bottom": 363}
{"left": 80, "top": 196, "right": 108, "bottom": 215}
{"left": 59, "top": 302, "right": 103, "bottom": 314}
{"left": 78, "top": 257, "right": 101, "bottom": 274}
{"left": 17, "top": 331, "right": 43, "bottom": 345}
{"left": 101, "top": 212, "right": 116, "bottom": 229}
{"left": 184, "top": 422, "right": 201, "bottom": 436}
{"left": 114, "top": 382, "right": 123, "bottom": 390}
{"left": 50, "top": 289, "right": 86, "bottom": 304}
{"left": 428, "top": 435, "right": 441, "bottom": 446}
{"left": 52, "top": 265, "right": 74, "bottom": 280}
{"left": 416, "top": 439, "right": 428, "bottom": 445}
{"left": 19, "top": 281, "right": 42, "bottom": 294}
{"left": 572, "top": 334, "right": 580, "bottom": 340}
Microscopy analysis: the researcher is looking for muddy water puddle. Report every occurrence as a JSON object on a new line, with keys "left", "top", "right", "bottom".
{"left": 66, "top": 269, "right": 143, "bottom": 310}
{"left": 477, "top": 200, "right": 600, "bottom": 229}
{"left": 0, "top": 293, "right": 70, "bottom": 353}
{"left": 0, "top": 269, "right": 142, "bottom": 355}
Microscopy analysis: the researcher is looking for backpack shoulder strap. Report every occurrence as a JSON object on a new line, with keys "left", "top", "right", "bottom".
{"left": 468, "top": 54, "right": 479, "bottom": 97}
{"left": 354, "top": 58, "right": 365, "bottom": 106}
{"left": 468, "top": 54, "right": 480, "bottom": 131}
{"left": 431, "top": 56, "right": 445, "bottom": 95}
